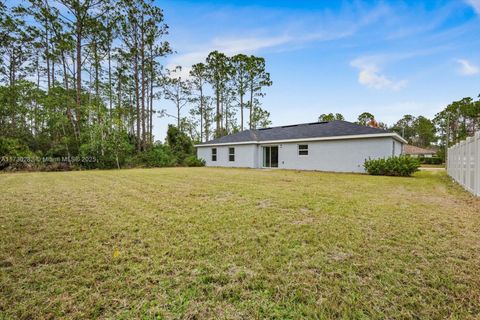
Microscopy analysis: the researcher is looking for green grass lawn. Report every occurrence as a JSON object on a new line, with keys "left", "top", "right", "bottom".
{"left": 419, "top": 164, "right": 446, "bottom": 169}
{"left": 1, "top": 168, "right": 480, "bottom": 319}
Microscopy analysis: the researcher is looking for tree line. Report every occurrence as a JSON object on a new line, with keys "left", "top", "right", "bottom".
{"left": 0, "top": 0, "right": 272, "bottom": 170}
{"left": 163, "top": 52, "right": 272, "bottom": 143}
{"left": 319, "top": 94, "right": 480, "bottom": 159}
{"left": 318, "top": 112, "right": 388, "bottom": 128}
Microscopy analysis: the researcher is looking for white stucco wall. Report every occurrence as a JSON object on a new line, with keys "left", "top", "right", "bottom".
{"left": 197, "top": 136, "right": 403, "bottom": 173}
{"left": 393, "top": 139, "right": 403, "bottom": 156}
{"left": 197, "top": 144, "right": 258, "bottom": 168}
{"left": 265, "top": 137, "right": 399, "bottom": 172}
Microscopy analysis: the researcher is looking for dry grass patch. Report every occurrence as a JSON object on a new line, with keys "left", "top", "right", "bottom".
{"left": 1, "top": 168, "right": 480, "bottom": 319}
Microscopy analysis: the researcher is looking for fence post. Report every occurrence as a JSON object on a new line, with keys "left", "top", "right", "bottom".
{"left": 454, "top": 144, "right": 457, "bottom": 181}
{"left": 458, "top": 143, "right": 461, "bottom": 183}
{"left": 451, "top": 145, "right": 455, "bottom": 181}
{"left": 463, "top": 140, "right": 467, "bottom": 186}
{"left": 447, "top": 147, "right": 450, "bottom": 175}
{"left": 476, "top": 132, "right": 480, "bottom": 196}
{"left": 457, "top": 144, "right": 462, "bottom": 183}
{"left": 459, "top": 141, "right": 463, "bottom": 185}
{"left": 447, "top": 132, "right": 480, "bottom": 197}
{"left": 466, "top": 138, "right": 471, "bottom": 192}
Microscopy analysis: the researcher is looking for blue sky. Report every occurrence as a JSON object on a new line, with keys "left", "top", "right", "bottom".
{"left": 154, "top": 0, "right": 480, "bottom": 140}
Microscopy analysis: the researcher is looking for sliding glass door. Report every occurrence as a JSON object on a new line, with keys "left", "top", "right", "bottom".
{"left": 263, "top": 146, "right": 278, "bottom": 168}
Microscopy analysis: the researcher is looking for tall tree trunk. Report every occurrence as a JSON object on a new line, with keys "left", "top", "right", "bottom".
{"left": 108, "top": 49, "right": 113, "bottom": 124}
{"left": 224, "top": 99, "right": 228, "bottom": 133}
{"left": 45, "top": 25, "right": 51, "bottom": 90}
{"left": 140, "top": 14, "right": 146, "bottom": 151}
{"left": 75, "top": 23, "right": 82, "bottom": 126}
{"left": 240, "top": 93, "right": 243, "bottom": 131}
{"left": 249, "top": 82, "right": 253, "bottom": 130}
{"left": 221, "top": 90, "right": 225, "bottom": 131}
{"left": 9, "top": 51, "right": 16, "bottom": 86}
{"left": 94, "top": 37, "right": 100, "bottom": 107}
{"left": 72, "top": 51, "right": 76, "bottom": 90}
{"left": 200, "top": 86, "right": 203, "bottom": 141}
{"left": 205, "top": 109, "right": 209, "bottom": 141}
{"left": 145, "top": 75, "right": 149, "bottom": 142}
{"left": 215, "top": 86, "right": 220, "bottom": 134}
{"left": 149, "top": 51, "right": 154, "bottom": 145}
{"left": 35, "top": 56, "right": 40, "bottom": 135}
{"left": 117, "top": 67, "right": 122, "bottom": 118}
{"left": 134, "top": 32, "right": 141, "bottom": 152}
{"left": 93, "top": 37, "right": 104, "bottom": 156}
{"left": 177, "top": 99, "right": 180, "bottom": 130}
{"left": 51, "top": 57, "right": 55, "bottom": 86}
{"left": 61, "top": 50, "right": 78, "bottom": 141}
{"left": 130, "top": 91, "right": 135, "bottom": 135}
{"left": 10, "top": 51, "right": 16, "bottom": 130}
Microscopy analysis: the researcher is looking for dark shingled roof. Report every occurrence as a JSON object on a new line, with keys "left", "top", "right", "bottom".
{"left": 199, "top": 120, "right": 393, "bottom": 145}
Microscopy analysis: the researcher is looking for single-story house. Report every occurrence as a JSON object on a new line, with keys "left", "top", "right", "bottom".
{"left": 404, "top": 145, "right": 436, "bottom": 158}
{"left": 195, "top": 120, "right": 406, "bottom": 173}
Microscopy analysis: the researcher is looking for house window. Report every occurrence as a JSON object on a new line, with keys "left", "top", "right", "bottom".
{"left": 392, "top": 141, "right": 395, "bottom": 156}
{"left": 211, "top": 148, "right": 217, "bottom": 161}
{"left": 298, "top": 144, "right": 308, "bottom": 156}
{"left": 229, "top": 147, "right": 235, "bottom": 162}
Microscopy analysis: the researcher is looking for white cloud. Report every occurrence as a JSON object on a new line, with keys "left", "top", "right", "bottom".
{"left": 167, "top": 32, "right": 350, "bottom": 77}
{"left": 166, "top": 35, "right": 292, "bottom": 77}
{"left": 456, "top": 59, "right": 479, "bottom": 75}
{"left": 166, "top": 2, "right": 392, "bottom": 75}
{"left": 350, "top": 57, "right": 407, "bottom": 90}
{"left": 351, "top": 101, "right": 443, "bottom": 126}
{"left": 212, "top": 35, "right": 293, "bottom": 54}
{"left": 466, "top": 0, "right": 480, "bottom": 14}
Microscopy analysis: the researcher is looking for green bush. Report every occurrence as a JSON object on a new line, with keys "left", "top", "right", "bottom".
{"left": 78, "top": 125, "right": 135, "bottom": 169}
{"left": 0, "top": 137, "right": 37, "bottom": 170}
{"left": 364, "top": 156, "right": 420, "bottom": 177}
{"left": 184, "top": 155, "right": 205, "bottom": 167}
{"left": 419, "top": 157, "right": 443, "bottom": 165}
{"left": 166, "top": 125, "right": 194, "bottom": 164}
{"left": 126, "top": 144, "right": 176, "bottom": 168}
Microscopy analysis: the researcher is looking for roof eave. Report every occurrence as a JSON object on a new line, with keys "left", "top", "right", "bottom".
{"left": 392, "top": 133, "right": 408, "bottom": 144}
{"left": 195, "top": 132, "right": 407, "bottom": 147}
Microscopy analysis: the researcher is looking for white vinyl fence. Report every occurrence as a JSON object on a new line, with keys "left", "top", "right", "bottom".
{"left": 447, "top": 132, "right": 480, "bottom": 196}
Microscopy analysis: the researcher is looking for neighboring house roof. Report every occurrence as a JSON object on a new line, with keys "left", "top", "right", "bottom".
{"left": 197, "top": 120, "right": 407, "bottom": 146}
{"left": 404, "top": 145, "right": 436, "bottom": 155}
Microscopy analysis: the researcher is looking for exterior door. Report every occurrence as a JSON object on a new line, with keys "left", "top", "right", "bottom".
{"left": 263, "top": 146, "right": 278, "bottom": 168}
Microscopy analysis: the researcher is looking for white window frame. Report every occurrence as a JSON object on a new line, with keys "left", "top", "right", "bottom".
{"left": 298, "top": 144, "right": 309, "bottom": 156}
{"left": 211, "top": 148, "right": 217, "bottom": 162}
{"left": 229, "top": 147, "right": 235, "bottom": 162}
